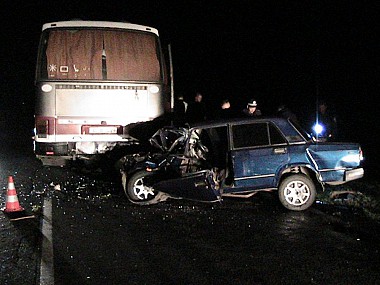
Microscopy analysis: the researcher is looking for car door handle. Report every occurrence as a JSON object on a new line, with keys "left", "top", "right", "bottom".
{"left": 274, "top": 147, "right": 287, "bottom": 154}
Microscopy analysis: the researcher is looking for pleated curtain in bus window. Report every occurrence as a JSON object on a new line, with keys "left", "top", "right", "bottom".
{"left": 46, "top": 30, "right": 103, "bottom": 80}
{"left": 103, "top": 31, "right": 160, "bottom": 81}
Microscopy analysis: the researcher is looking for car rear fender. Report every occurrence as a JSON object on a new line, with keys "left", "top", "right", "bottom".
{"left": 306, "top": 144, "right": 362, "bottom": 170}
{"left": 277, "top": 164, "right": 322, "bottom": 190}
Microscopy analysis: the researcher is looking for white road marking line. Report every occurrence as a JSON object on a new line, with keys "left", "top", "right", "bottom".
{"left": 40, "top": 197, "right": 54, "bottom": 285}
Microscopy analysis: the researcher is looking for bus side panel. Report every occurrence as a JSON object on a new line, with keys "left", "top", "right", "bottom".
{"left": 56, "top": 88, "right": 151, "bottom": 124}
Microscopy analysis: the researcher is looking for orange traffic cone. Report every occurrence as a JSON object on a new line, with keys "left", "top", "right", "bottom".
{"left": 3, "top": 176, "right": 24, "bottom": 213}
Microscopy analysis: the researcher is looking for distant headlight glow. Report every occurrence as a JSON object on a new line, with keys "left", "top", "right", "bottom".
{"left": 313, "top": 123, "right": 324, "bottom": 135}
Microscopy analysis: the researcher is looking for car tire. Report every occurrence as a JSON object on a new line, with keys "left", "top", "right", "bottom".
{"left": 278, "top": 174, "right": 316, "bottom": 211}
{"left": 124, "top": 170, "right": 168, "bottom": 205}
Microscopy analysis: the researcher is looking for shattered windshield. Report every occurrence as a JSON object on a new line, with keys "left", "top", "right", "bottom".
{"left": 149, "top": 127, "right": 188, "bottom": 153}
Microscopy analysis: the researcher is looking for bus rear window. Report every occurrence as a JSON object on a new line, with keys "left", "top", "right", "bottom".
{"left": 39, "top": 29, "right": 161, "bottom": 81}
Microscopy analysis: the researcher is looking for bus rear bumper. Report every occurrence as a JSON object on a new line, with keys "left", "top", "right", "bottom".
{"left": 34, "top": 140, "right": 138, "bottom": 166}
{"left": 36, "top": 155, "right": 72, "bottom": 167}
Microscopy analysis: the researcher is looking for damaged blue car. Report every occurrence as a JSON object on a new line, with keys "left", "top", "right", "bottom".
{"left": 117, "top": 117, "right": 364, "bottom": 211}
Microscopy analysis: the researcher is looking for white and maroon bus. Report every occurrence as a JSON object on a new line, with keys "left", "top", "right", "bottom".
{"left": 34, "top": 20, "right": 169, "bottom": 166}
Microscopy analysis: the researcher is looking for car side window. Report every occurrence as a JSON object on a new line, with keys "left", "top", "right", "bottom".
{"left": 269, "top": 123, "right": 287, "bottom": 145}
{"left": 232, "top": 123, "right": 269, "bottom": 148}
{"left": 232, "top": 122, "right": 287, "bottom": 148}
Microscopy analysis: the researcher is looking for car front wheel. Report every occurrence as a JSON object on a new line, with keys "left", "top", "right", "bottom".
{"left": 278, "top": 174, "right": 316, "bottom": 211}
{"left": 123, "top": 170, "right": 168, "bottom": 205}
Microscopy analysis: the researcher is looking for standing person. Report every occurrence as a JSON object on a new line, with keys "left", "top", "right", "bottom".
{"left": 242, "top": 99, "right": 262, "bottom": 117}
{"left": 310, "top": 100, "right": 338, "bottom": 141}
{"left": 277, "top": 104, "right": 299, "bottom": 124}
{"left": 218, "top": 98, "right": 236, "bottom": 119}
{"left": 173, "top": 95, "right": 187, "bottom": 126}
{"left": 186, "top": 92, "right": 207, "bottom": 123}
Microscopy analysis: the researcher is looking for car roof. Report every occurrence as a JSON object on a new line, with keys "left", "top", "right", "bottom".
{"left": 188, "top": 116, "right": 290, "bottom": 129}
{"left": 187, "top": 116, "right": 309, "bottom": 143}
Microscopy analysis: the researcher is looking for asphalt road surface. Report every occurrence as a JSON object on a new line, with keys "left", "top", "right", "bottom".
{"left": 1, "top": 127, "right": 380, "bottom": 285}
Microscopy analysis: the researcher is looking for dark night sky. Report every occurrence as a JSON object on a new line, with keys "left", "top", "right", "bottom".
{"left": 1, "top": 1, "right": 379, "bottom": 150}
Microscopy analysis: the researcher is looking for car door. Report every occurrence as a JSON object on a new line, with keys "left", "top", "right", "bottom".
{"left": 229, "top": 122, "right": 289, "bottom": 190}
{"left": 154, "top": 169, "right": 222, "bottom": 202}
{"left": 154, "top": 125, "right": 229, "bottom": 202}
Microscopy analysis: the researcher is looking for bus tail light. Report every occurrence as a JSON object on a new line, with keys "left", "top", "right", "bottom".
{"left": 36, "top": 119, "right": 49, "bottom": 138}
{"left": 359, "top": 147, "right": 364, "bottom": 161}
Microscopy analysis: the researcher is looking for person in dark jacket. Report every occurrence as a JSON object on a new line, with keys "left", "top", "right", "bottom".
{"left": 277, "top": 104, "right": 299, "bottom": 124}
{"left": 173, "top": 95, "right": 187, "bottom": 126}
{"left": 310, "top": 100, "right": 338, "bottom": 141}
{"left": 218, "top": 98, "right": 237, "bottom": 119}
{"left": 186, "top": 92, "right": 207, "bottom": 123}
{"left": 242, "top": 99, "right": 262, "bottom": 117}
